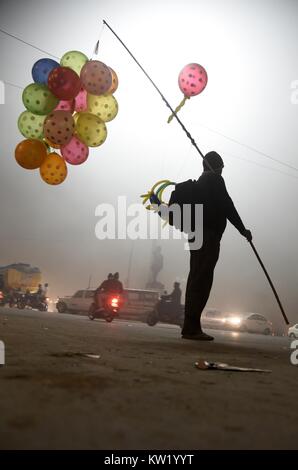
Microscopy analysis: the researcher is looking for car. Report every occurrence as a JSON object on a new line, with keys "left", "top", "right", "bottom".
{"left": 56, "top": 289, "right": 95, "bottom": 314}
{"left": 222, "top": 312, "right": 273, "bottom": 335}
{"left": 56, "top": 288, "right": 160, "bottom": 320}
{"left": 288, "top": 324, "right": 298, "bottom": 339}
{"left": 201, "top": 309, "right": 224, "bottom": 330}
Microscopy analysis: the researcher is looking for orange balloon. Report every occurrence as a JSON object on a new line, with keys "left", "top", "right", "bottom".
{"left": 40, "top": 152, "right": 68, "bottom": 185}
{"left": 107, "top": 67, "right": 118, "bottom": 94}
{"left": 15, "top": 139, "right": 47, "bottom": 170}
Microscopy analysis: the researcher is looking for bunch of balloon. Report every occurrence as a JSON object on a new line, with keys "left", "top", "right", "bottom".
{"left": 167, "top": 63, "right": 208, "bottom": 123}
{"left": 15, "top": 51, "right": 119, "bottom": 185}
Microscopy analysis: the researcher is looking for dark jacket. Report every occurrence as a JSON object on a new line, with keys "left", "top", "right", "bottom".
{"left": 168, "top": 172, "right": 246, "bottom": 238}
{"left": 163, "top": 287, "right": 182, "bottom": 305}
{"left": 96, "top": 279, "right": 123, "bottom": 294}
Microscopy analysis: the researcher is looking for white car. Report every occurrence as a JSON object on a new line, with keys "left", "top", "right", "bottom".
{"left": 201, "top": 309, "right": 224, "bottom": 330}
{"left": 56, "top": 289, "right": 95, "bottom": 314}
{"left": 56, "top": 288, "right": 160, "bottom": 320}
{"left": 288, "top": 324, "right": 298, "bottom": 339}
{"left": 222, "top": 313, "right": 273, "bottom": 335}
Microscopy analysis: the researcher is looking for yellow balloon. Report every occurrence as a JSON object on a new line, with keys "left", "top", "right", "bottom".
{"left": 87, "top": 93, "right": 118, "bottom": 122}
{"left": 60, "top": 51, "right": 88, "bottom": 75}
{"left": 40, "top": 152, "right": 67, "bottom": 185}
{"left": 75, "top": 112, "right": 107, "bottom": 147}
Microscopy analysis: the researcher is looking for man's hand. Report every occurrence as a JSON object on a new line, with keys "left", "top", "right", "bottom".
{"left": 243, "top": 229, "right": 252, "bottom": 242}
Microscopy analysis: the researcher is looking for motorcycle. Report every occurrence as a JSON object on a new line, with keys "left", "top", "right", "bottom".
{"left": 147, "top": 297, "right": 184, "bottom": 328}
{"left": 0, "top": 290, "right": 6, "bottom": 306}
{"left": 88, "top": 293, "right": 122, "bottom": 322}
{"left": 8, "top": 292, "right": 19, "bottom": 308}
{"left": 0, "top": 290, "right": 18, "bottom": 307}
{"left": 17, "top": 293, "right": 48, "bottom": 312}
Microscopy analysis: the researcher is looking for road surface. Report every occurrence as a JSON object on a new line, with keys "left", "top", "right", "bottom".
{"left": 0, "top": 307, "right": 296, "bottom": 449}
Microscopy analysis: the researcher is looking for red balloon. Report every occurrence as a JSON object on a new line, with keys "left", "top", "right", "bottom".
{"left": 48, "top": 67, "right": 81, "bottom": 100}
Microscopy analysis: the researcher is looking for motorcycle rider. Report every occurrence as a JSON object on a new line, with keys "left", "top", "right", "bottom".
{"left": 36, "top": 284, "right": 43, "bottom": 299}
{"left": 33, "top": 284, "right": 47, "bottom": 308}
{"left": 24, "top": 288, "right": 31, "bottom": 304}
{"left": 94, "top": 273, "right": 114, "bottom": 310}
{"left": 110, "top": 272, "right": 123, "bottom": 294}
{"left": 159, "top": 282, "right": 182, "bottom": 319}
{"left": 43, "top": 283, "right": 49, "bottom": 298}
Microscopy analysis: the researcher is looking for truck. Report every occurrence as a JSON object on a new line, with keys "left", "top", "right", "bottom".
{"left": 0, "top": 263, "right": 42, "bottom": 303}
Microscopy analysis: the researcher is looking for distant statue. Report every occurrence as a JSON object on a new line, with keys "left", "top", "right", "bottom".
{"left": 146, "top": 245, "right": 165, "bottom": 291}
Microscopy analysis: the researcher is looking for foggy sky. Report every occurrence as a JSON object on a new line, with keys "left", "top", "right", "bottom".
{"left": 0, "top": 0, "right": 297, "bottom": 327}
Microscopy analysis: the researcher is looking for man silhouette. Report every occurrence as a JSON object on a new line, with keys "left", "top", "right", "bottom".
{"left": 111, "top": 272, "right": 124, "bottom": 294}
{"left": 162, "top": 282, "right": 182, "bottom": 308}
{"left": 181, "top": 151, "right": 252, "bottom": 341}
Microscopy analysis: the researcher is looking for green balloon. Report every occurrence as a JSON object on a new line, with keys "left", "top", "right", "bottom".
{"left": 22, "top": 83, "right": 59, "bottom": 115}
{"left": 18, "top": 110, "right": 46, "bottom": 140}
{"left": 60, "top": 50, "right": 88, "bottom": 76}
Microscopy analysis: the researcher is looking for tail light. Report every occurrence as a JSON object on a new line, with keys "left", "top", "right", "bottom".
{"left": 110, "top": 297, "right": 119, "bottom": 308}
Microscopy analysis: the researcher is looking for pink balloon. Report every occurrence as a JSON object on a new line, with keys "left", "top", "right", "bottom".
{"left": 178, "top": 63, "right": 208, "bottom": 98}
{"left": 74, "top": 87, "right": 87, "bottom": 112}
{"left": 61, "top": 136, "right": 89, "bottom": 165}
{"left": 55, "top": 99, "right": 75, "bottom": 112}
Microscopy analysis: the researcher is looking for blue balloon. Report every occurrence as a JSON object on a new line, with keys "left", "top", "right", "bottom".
{"left": 32, "top": 58, "right": 60, "bottom": 85}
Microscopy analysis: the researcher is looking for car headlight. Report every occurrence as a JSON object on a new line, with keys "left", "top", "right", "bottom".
{"left": 227, "top": 316, "right": 242, "bottom": 326}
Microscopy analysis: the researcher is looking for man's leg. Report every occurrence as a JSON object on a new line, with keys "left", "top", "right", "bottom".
{"left": 182, "top": 231, "right": 220, "bottom": 335}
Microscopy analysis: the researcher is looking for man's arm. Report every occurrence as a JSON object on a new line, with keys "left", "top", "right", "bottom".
{"left": 216, "top": 176, "right": 252, "bottom": 241}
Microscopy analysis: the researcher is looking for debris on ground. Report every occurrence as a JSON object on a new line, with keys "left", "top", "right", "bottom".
{"left": 195, "top": 359, "right": 271, "bottom": 373}
{"left": 50, "top": 352, "right": 100, "bottom": 359}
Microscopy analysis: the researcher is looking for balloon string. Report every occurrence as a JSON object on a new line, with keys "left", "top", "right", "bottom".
{"left": 167, "top": 96, "right": 189, "bottom": 123}
{"left": 92, "top": 22, "right": 106, "bottom": 59}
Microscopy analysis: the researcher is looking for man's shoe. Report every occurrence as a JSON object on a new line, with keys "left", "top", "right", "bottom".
{"left": 182, "top": 332, "right": 214, "bottom": 341}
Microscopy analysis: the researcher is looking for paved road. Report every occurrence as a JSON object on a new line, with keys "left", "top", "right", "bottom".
{"left": 3, "top": 306, "right": 290, "bottom": 350}
{"left": 0, "top": 307, "right": 296, "bottom": 449}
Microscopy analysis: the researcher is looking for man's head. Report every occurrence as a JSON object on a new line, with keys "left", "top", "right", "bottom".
{"left": 108, "top": 273, "right": 113, "bottom": 280}
{"left": 203, "top": 151, "right": 224, "bottom": 174}
{"left": 114, "top": 272, "right": 119, "bottom": 280}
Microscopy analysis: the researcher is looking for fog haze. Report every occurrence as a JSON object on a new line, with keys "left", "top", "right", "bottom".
{"left": 0, "top": 0, "right": 297, "bottom": 328}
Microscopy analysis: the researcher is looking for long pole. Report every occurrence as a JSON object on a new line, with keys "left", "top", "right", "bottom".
{"left": 249, "top": 241, "right": 289, "bottom": 324}
{"left": 103, "top": 20, "right": 289, "bottom": 325}
{"left": 102, "top": 20, "right": 208, "bottom": 162}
